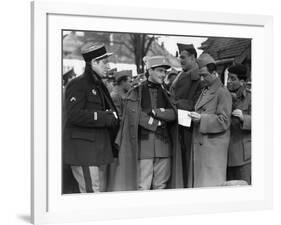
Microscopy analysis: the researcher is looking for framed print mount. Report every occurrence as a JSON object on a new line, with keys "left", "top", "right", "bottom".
{"left": 31, "top": 1, "right": 273, "bottom": 224}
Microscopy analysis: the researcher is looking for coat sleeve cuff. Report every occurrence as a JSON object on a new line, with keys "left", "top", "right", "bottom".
{"left": 241, "top": 114, "right": 251, "bottom": 130}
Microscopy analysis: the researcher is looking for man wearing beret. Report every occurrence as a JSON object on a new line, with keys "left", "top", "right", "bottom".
{"left": 227, "top": 63, "right": 251, "bottom": 185}
{"left": 163, "top": 70, "right": 178, "bottom": 91}
{"left": 169, "top": 43, "right": 202, "bottom": 187}
{"left": 110, "top": 70, "right": 132, "bottom": 118}
{"left": 189, "top": 53, "right": 232, "bottom": 187}
{"left": 63, "top": 42, "right": 119, "bottom": 193}
{"left": 108, "top": 56, "right": 183, "bottom": 191}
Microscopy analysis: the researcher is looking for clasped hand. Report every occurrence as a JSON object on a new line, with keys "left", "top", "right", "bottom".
{"left": 232, "top": 109, "right": 244, "bottom": 121}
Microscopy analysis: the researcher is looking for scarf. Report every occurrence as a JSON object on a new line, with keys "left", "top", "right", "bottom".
{"left": 139, "top": 81, "right": 172, "bottom": 142}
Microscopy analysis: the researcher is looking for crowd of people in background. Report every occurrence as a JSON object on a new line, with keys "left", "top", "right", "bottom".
{"left": 62, "top": 41, "right": 251, "bottom": 194}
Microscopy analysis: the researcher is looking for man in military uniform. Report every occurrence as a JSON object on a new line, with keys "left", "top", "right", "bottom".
{"left": 227, "top": 64, "right": 251, "bottom": 185}
{"left": 108, "top": 56, "right": 183, "bottom": 191}
{"left": 110, "top": 70, "right": 132, "bottom": 117}
{"left": 169, "top": 43, "right": 202, "bottom": 187}
{"left": 63, "top": 42, "right": 119, "bottom": 193}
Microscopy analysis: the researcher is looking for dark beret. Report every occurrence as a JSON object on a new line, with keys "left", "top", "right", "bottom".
{"left": 167, "top": 70, "right": 178, "bottom": 79}
{"left": 228, "top": 63, "right": 247, "bottom": 79}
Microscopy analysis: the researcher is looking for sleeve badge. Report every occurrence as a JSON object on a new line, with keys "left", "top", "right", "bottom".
{"left": 70, "top": 97, "right": 76, "bottom": 102}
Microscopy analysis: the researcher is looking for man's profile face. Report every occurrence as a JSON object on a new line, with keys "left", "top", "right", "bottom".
{"left": 148, "top": 67, "right": 167, "bottom": 84}
{"left": 91, "top": 58, "right": 110, "bottom": 77}
{"left": 179, "top": 50, "right": 195, "bottom": 71}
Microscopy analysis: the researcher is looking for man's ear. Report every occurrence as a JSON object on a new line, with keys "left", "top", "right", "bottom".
{"left": 212, "top": 71, "right": 218, "bottom": 78}
{"left": 91, "top": 59, "right": 98, "bottom": 66}
{"left": 191, "top": 54, "right": 196, "bottom": 61}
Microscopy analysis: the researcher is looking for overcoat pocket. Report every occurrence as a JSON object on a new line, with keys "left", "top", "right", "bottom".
{"left": 87, "top": 95, "right": 101, "bottom": 103}
{"left": 71, "top": 131, "right": 95, "bottom": 142}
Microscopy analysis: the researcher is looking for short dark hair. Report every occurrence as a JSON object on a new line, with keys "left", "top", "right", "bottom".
{"left": 145, "top": 70, "right": 149, "bottom": 79}
{"left": 228, "top": 64, "right": 248, "bottom": 80}
{"left": 116, "top": 75, "right": 129, "bottom": 85}
{"left": 206, "top": 63, "right": 216, "bottom": 74}
{"left": 182, "top": 48, "right": 197, "bottom": 58}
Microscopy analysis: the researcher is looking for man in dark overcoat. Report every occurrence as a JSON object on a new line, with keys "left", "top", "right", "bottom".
{"left": 169, "top": 43, "right": 202, "bottom": 187}
{"left": 108, "top": 56, "right": 183, "bottom": 191}
{"left": 226, "top": 64, "right": 251, "bottom": 184}
{"left": 63, "top": 42, "right": 119, "bottom": 193}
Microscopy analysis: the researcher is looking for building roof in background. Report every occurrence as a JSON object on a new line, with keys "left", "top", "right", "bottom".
{"left": 199, "top": 37, "right": 251, "bottom": 62}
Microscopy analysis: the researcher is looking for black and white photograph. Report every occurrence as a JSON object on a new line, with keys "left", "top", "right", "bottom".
{"left": 26, "top": 1, "right": 276, "bottom": 224}
{"left": 62, "top": 30, "right": 252, "bottom": 194}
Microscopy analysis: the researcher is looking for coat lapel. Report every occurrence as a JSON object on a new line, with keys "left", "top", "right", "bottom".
{"left": 171, "top": 65, "right": 199, "bottom": 90}
{"left": 126, "top": 85, "right": 141, "bottom": 102}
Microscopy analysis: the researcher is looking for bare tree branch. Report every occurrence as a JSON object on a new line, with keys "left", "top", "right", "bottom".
{"left": 120, "top": 41, "right": 134, "bottom": 53}
{"left": 144, "top": 36, "right": 155, "bottom": 55}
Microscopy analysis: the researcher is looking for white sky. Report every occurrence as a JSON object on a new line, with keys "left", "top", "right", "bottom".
{"left": 63, "top": 31, "right": 207, "bottom": 56}
{"left": 63, "top": 32, "right": 208, "bottom": 76}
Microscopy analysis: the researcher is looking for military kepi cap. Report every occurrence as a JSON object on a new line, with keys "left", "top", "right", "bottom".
{"left": 228, "top": 63, "right": 247, "bottom": 79}
{"left": 177, "top": 43, "right": 195, "bottom": 53}
{"left": 81, "top": 42, "right": 113, "bottom": 62}
{"left": 177, "top": 43, "right": 197, "bottom": 57}
{"left": 114, "top": 70, "right": 132, "bottom": 82}
{"left": 197, "top": 53, "right": 216, "bottom": 69}
{"left": 145, "top": 56, "right": 171, "bottom": 69}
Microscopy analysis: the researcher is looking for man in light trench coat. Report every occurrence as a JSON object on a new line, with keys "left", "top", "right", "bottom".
{"left": 108, "top": 56, "right": 183, "bottom": 191}
{"left": 189, "top": 53, "right": 232, "bottom": 187}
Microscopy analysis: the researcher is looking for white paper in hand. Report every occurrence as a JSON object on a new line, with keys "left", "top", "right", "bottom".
{"left": 178, "top": 109, "right": 191, "bottom": 127}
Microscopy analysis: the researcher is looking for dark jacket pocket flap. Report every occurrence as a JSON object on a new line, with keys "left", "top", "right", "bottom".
{"left": 87, "top": 95, "right": 101, "bottom": 103}
{"left": 71, "top": 131, "right": 95, "bottom": 142}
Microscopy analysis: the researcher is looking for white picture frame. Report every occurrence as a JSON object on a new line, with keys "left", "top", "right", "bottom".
{"left": 31, "top": 1, "right": 274, "bottom": 224}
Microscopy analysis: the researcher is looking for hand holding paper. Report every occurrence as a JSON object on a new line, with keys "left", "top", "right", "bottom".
{"left": 190, "top": 111, "right": 201, "bottom": 122}
{"left": 178, "top": 109, "right": 191, "bottom": 127}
